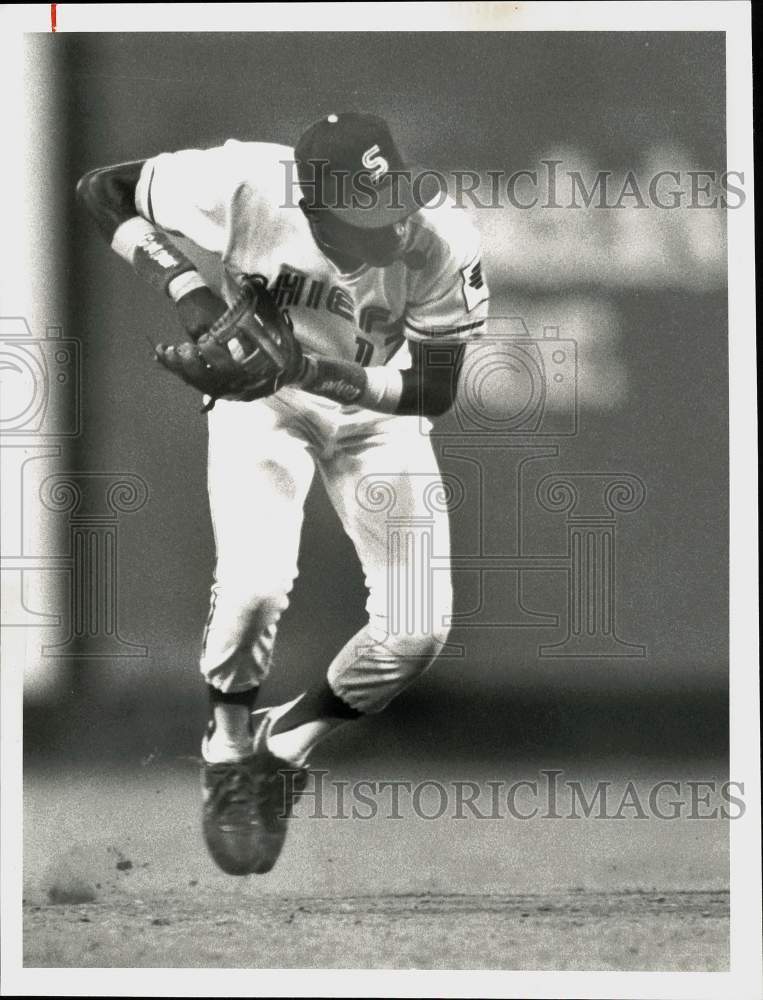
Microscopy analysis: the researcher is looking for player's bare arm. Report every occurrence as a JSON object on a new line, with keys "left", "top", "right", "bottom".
{"left": 76, "top": 160, "right": 228, "bottom": 342}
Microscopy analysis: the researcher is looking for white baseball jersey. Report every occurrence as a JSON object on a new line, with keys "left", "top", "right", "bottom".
{"left": 135, "top": 140, "right": 489, "bottom": 375}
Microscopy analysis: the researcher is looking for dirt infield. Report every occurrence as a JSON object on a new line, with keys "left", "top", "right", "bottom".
{"left": 23, "top": 761, "right": 729, "bottom": 970}
{"left": 24, "top": 889, "right": 727, "bottom": 970}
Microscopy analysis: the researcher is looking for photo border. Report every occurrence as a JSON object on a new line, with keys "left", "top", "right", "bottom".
{"left": 1, "top": 3, "right": 758, "bottom": 998}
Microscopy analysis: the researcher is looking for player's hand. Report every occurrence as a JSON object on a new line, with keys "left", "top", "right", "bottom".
{"left": 155, "top": 276, "right": 306, "bottom": 409}
{"left": 175, "top": 285, "right": 228, "bottom": 342}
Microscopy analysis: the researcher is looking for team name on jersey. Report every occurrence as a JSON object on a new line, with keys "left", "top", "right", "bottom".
{"left": 268, "top": 267, "right": 398, "bottom": 333}
{"left": 270, "top": 269, "right": 352, "bottom": 319}
{"left": 267, "top": 266, "right": 405, "bottom": 366}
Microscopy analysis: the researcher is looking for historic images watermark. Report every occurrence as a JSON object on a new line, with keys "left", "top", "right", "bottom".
{"left": 354, "top": 316, "right": 646, "bottom": 661}
{"left": 0, "top": 315, "right": 147, "bottom": 659}
{"left": 281, "top": 159, "right": 746, "bottom": 213}
{"left": 283, "top": 770, "right": 745, "bottom": 822}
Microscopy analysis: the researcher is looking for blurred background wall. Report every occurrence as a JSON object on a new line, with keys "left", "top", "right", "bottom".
{"left": 24, "top": 31, "right": 728, "bottom": 763}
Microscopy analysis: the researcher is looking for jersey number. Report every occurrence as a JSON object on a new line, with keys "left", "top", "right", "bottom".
{"left": 354, "top": 337, "right": 374, "bottom": 366}
{"left": 354, "top": 333, "right": 405, "bottom": 367}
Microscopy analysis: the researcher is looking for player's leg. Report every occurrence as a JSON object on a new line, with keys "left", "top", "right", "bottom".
{"left": 266, "top": 416, "right": 452, "bottom": 765}
{"left": 201, "top": 396, "right": 316, "bottom": 764}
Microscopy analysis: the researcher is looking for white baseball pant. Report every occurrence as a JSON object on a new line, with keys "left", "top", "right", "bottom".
{"left": 199, "top": 386, "right": 453, "bottom": 713}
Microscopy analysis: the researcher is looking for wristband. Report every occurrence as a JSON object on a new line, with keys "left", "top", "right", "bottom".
{"left": 111, "top": 216, "right": 196, "bottom": 295}
{"left": 300, "top": 355, "right": 367, "bottom": 405}
{"left": 300, "top": 356, "right": 405, "bottom": 413}
{"left": 363, "top": 366, "right": 404, "bottom": 411}
{"left": 167, "top": 270, "right": 208, "bottom": 303}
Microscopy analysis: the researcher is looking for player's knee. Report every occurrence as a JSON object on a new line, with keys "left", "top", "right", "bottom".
{"left": 366, "top": 626, "right": 450, "bottom": 692}
{"left": 368, "top": 582, "right": 452, "bottom": 651}
{"left": 390, "top": 627, "right": 449, "bottom": 670}
{"left": 344, "top": 635, "right": 441, "bottom": 714}
{"left": 369, "top": 602, "right": 452, "bottom": 656}
{"left": 327, "top": 621, "right": 452, "bottom": 716}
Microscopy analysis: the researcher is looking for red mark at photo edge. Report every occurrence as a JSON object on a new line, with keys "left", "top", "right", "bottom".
{"left": 51, "top": 3, "right": 57, "bottom": 32}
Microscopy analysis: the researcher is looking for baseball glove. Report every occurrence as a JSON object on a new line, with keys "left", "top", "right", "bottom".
{"left": 155, "top": 275, "right": 304, "bottom": 410}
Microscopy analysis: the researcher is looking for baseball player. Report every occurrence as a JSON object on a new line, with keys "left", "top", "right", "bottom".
{"left": 77, "top": 112, "right": 489, "bottom": 875}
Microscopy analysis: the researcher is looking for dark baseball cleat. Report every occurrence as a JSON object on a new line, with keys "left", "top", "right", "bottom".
{"left": 201, "top": 716, "right": 309, "bottom": 876}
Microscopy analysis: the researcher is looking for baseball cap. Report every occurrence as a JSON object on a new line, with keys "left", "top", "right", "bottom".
{"left": 294, "top": 112, "right": 437, "bottom": 230}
